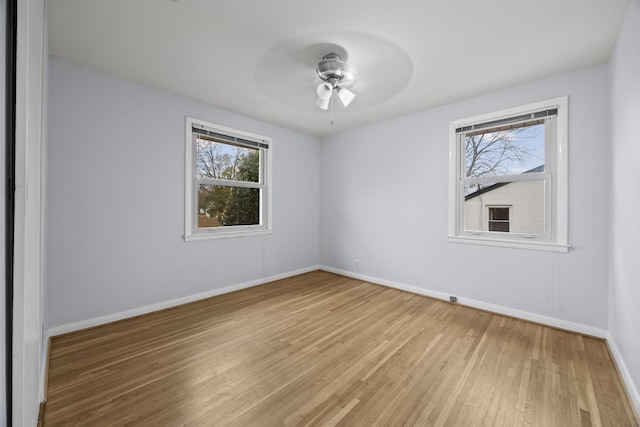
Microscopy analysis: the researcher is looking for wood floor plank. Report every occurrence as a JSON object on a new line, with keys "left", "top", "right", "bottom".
{"left": 44, "top": 271, "right": 639, "bottom": 426}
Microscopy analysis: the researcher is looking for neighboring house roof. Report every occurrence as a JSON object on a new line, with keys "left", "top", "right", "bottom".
{"left": 465, "top": 165, "right": 544, "bottom": 201}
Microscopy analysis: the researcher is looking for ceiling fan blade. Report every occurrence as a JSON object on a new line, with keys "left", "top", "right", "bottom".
{"left": 337, "top": 87, "right": 356, "bottom": 107}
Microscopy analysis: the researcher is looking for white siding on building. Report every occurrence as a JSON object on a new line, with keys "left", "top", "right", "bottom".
{"left": 464, "top": 181, "right": 544, "bottom": 235}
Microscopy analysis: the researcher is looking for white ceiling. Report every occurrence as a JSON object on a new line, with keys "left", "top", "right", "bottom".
{"left": 48, "top": 0, "right": 629, "bottom": 138}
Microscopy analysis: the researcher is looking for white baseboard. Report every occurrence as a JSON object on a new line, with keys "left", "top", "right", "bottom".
{"left": 48, "top": 265, "right": 320, "bottom": 337}
{"left": 50, "top": 263, "right": 608, "bottom": 339}
{"left": 320, "top": 265, "right": 607, "bottom": 338}
{"left": 606, "top": 333, "right": 640, "bottom": 420}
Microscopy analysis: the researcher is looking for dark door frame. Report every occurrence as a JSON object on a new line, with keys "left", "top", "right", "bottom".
{"left": 5, "top": 0, "right": 17, "bottom": 425}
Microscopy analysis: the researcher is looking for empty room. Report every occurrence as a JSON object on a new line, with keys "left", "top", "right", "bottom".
{"left": 3, "top": 0, "right": 640, "bottom": 425}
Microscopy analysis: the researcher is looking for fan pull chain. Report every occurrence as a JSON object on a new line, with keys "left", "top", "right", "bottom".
{"left": 330, "top": 91, "right": 334, "bottom": 125}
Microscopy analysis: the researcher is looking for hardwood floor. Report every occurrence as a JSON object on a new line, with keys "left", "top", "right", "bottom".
{"left": 45, "top": 271, "right": 638, "bottom": 426}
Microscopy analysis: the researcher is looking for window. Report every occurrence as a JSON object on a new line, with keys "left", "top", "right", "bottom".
{"left": 487, "top": 206, "right": 510, "bottom": 232}
{"left": 448, "top": 97, "right": 568, "bottom": 252}
{"left": 185, "top": 117, "right": 272, "bottom": 241}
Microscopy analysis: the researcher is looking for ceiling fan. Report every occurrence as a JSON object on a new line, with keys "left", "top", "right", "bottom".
{"left": 315, "top": 52, "right": 356, "bottom": 111}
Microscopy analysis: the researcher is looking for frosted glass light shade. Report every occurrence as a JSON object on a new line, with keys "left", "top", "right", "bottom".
{"left": 316, "top": 82, "right": 333, "bottom": 110}
{"left": 317, "top": 82, "right": 333, "bottom": 99}
{"left": 337, "top": 87, "right": 355, "bottom": 107}
{"left": 316, "top": 96, "right": 330, "bottom": 110}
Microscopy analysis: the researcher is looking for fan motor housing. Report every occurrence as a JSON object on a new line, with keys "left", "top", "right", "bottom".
{"left": 317, "top": 53, "right": 348, "bottom": 82}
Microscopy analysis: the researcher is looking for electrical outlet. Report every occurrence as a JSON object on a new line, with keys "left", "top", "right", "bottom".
{"left": 355, "top": 259, "right": 360, "bottom": 267}
{"left": 449, "top": 296, "right": 458, "bottom": 303}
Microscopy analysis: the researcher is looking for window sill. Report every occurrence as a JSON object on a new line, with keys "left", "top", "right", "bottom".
{"left": 448, "top": 235, "right": 569, "bottom": 253}
{"left": 185, "top": 229, "right": 272, "bottom": 242}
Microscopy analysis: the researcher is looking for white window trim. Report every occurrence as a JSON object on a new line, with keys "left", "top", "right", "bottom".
{"left": 184, "top": 117, "right": 273, "bottom": 242}
{"left": 448, "top": 97, "right": 569, "bottom": 252}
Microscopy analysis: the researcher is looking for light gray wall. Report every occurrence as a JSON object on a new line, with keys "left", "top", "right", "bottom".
{"left": 609, "top": 0, "right": 640, "bottom": 411}
{"left": 45, "top": 58, "right": 320, "bottom": 328}
{"left": 320, "top": 64, "right": 610, "bottom": 329}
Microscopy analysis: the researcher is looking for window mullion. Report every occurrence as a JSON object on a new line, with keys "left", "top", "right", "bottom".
{"left": 464, "top": 173, "right": 549, "bottom": 186}
{"left": 196, "top": 179, "right": 263, "bottom": 189}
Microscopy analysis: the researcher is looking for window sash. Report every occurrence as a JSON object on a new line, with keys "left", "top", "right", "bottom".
{"left": 192, "top": 144, "right": 268, "bottom": 231}
{"left": 194, "top": 138, "right": 268, "bottom": 187}
{"left": 194, "top": 187, "right": 265, "bottom": 231}
{"left": 459, "top": 117, "right": 548, "bottom": 182}
{"left": 455, "top": 115, "right": 556, "bottom": 242}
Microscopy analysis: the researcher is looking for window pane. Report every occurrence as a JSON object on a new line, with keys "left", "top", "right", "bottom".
{"left": 489, "top": 207, "right": 509, "bottom": 221}
{"left": 198, "top": 184, "right": 260, "bottom": 228}
{"left": 488, "top": 221, "right": 509, "bottom": 232}
{"left": 465, "top": 122, "right": 545, "bottom": 178}
{"left": 464, "top": 180, "right": 544, "bottom": 235}
{"left": 196, "top": 138, "right": 259, "bottom": 182}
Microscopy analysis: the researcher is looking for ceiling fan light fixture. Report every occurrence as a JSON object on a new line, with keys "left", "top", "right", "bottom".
{"left": 337, "top": 87, "right": 356, "bottom": 107}
{"left": 316, "top": 96, "right": 331, "bottom": 110}
{"left": 314, "top": 52, "right": 357, "bottom": 114}
{"left": 316, "top": 82, "right": 333, "bottom": 100}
